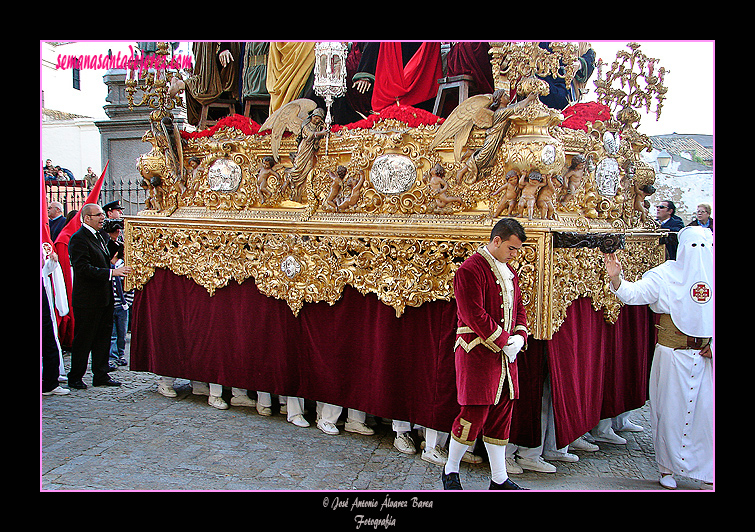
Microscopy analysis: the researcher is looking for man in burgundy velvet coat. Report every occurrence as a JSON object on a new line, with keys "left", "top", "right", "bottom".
{"left": 443, "top": 218, "right": 529, "bottom": 490}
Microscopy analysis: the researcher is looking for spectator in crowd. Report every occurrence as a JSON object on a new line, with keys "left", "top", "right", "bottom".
{"left": 85, "top": 167, "right": 99, "bottom": 188}
{"left": 64, "top": 209, "right": 79, "bottom": 227}
{"left": 48, "top": 201, "right": 67, "bottom": 242}
{"left": 687, "top": 203, "right": 713, "bottom": 232}
{"left": 44, "top": 159, "right": 57, "bottom": 179}
{"left": 43, "top": 159, "right": 76, "bottom": 182}
{"left": 656, "top": 200, "right": 683, "bottom": 259}
{"left": 101, "top": 201, "right": 129, "bottom": 369}
{"left": 102, "top": 216, "right": 131, "bottom": 369}
{"left": 56, "top": 168, "right": 75, "bottom": 181}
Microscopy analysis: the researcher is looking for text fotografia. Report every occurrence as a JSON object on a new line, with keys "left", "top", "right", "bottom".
{"left": 354, "top": 515, "right": 397, "bottom": 530}
{"left": 56, "top": 46, "right": 192, "bottom": 76}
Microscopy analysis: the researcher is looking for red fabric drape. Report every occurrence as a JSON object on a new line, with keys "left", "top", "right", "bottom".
{"left": 509, "top": 338, "right": 548, "bottom": 448}
{"left": 131, "top": 271, "right": 653, "bottom": 438}
{"left": 446, "top": 42, "right": 494, "bottom": 95}
{"left": 371, "top": 42, "right": 442, "bottom": 112}
{"left": 131, "top": 269, "right": 461, "bottom": 430}
{"left": 547, "top": 297, "right": 654, "bottom": 448}
{"left": 41, "top": 177, "right": 53, "bottom": 248}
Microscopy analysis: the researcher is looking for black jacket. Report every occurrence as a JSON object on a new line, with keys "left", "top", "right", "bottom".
{"left": 68, "top": 226, "right": 113, "bottom": 309}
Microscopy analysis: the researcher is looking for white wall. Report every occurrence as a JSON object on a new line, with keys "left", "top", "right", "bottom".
{"left": 41, "top": 41, "right": 135, "bottom": 120}
{"left": 41, "top": 41, "right": 138, "bottom": 180}
{"left": 641, "top": 149, "right": 714, "bottom": 225}
{"left": 42, "top": 119, "right": 102, "bottom": 179}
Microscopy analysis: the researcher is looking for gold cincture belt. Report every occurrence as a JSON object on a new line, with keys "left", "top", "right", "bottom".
{"left": 656, "top": 314, "right": 711, "bottom": 350}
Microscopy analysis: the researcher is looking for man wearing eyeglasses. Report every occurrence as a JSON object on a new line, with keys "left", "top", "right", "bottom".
{"left": 67, "top": 203, "right": 131, "bottom": 389}
{"left": 656, "top": 200, "right": 684, "bottom": 260}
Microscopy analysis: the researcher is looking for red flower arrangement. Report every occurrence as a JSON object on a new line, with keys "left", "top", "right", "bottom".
{"left": 333, "top": 103, "right": 444, "bottom": 132}
{"left": 180, "top": 114, "right": 267, "bottom": 140}
{"left": 561, "top": 102, "right": 613, "bottom": 132}
{"left": 181, "top": 102, "right": 613, "bottom": 142}
{"left": 179, "top": 102, "right": 443, "bottom": 140}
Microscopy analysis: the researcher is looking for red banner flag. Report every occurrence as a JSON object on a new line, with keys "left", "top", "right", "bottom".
{"left": 41, "top": 178, "right": 53, "bottom": 249}
{"left": 53, "top": 161, "right": 108, "bottom": 349}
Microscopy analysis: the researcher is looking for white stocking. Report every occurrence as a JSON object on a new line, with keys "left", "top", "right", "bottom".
{"left": 445, "top": 438, "right": 469, "bottom": 475}
{"left": 484, "top": 441, "right": 509, "bottom": 485}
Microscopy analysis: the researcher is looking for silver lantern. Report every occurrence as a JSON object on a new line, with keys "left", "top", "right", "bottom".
{"left": 313, "top": 41, "right": 348, "bottom": 131}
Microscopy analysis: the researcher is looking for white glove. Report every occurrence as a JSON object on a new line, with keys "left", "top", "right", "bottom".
{"left": 502, "top": 334, "right": 524, "bottom": 362}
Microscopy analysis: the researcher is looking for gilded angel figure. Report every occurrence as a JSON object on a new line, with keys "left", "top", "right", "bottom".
{"left": 430, "top": 89, "right": 537, "bottom": 184}
{"left": 259, "top": 98, "right": 329, "bottom": 203}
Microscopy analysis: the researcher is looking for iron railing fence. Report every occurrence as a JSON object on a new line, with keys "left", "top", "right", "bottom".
{"left": 44, "top": 177, "right": 148, "bottom": 218}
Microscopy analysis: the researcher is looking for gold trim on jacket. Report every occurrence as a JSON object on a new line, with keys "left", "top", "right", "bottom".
{"left": 454, "top": 247, "right": 525, "bottom": 403}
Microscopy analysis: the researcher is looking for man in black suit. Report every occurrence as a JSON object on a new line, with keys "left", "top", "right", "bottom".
{"left": 67, "top": 203, "right": 131, "bottom": 389}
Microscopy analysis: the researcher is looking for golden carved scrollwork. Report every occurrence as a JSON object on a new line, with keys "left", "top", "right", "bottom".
{"left": 550, "top": 235, "right": 665, "bottom": 330}
{"left": 125, "top": 220, "right": 483, "bottom": 318}
{"left": 125, "top": 215, "right": 571, "bottom": 336}
{"left": 137, "top": 87, "right": 659, "bottom": 232}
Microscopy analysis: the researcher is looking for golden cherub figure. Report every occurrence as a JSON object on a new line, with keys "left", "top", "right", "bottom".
{"left": 424, "top": 163, "right": 462, "bottom": 211}
{"left": 536, "top": 173, "right": 562, "bottom": 220}
{"left": 256, "top": 156, "right": 280, "bottom": 205}
{"left": 517, "top": 170, "right": 546, "bottom": 220}
{"left": 323, "top": 165, "right": 347, "bottom": 212}
{"left": 492, "top": 170, "right": 520, "bottom": 217}
{"left": 559, "top": 154, "right": 586, "bottom": 206}
{"left": 338, "top": 169, "right": 365, "bottom": 212}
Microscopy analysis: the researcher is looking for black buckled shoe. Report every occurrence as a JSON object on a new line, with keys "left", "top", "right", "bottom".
{"left": 442, "top": 471, "right": 463, "bottom": 490}
{"left": 93, "top": 377, "right": 121, "bottom": 387}
{"left": 489, "top": 478, "right": 528, "bottom": 490}
{"left": 68, "top": 380, "right": 87, "bottom": 390}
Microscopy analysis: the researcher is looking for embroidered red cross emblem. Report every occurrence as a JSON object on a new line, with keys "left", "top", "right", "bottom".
{"left": 690, "top": 282, "right": 711, "bottom": 303}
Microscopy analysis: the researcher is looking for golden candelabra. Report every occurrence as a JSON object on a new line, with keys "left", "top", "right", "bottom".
{"left": 124, "top": 42, "right": 185, "bottom": 121}
{"left": 594, "top": 42, "right": 669, "bottom": 129}
{"left": 489, "top": 41, "right": 579, "bottom": 95}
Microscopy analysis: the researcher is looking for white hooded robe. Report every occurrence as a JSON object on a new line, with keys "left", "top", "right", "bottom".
{"left": 612, "top": 226, "right": 713, "bottom": 483}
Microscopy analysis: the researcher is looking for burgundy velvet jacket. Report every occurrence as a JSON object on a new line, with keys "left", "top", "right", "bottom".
{"left": 453, "top": 248, "right": 528, "bottom": 406}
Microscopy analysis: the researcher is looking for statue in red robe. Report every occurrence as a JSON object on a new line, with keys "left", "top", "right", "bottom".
{"left": 353, "top": 42, "right": 443, "bottom": 113}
